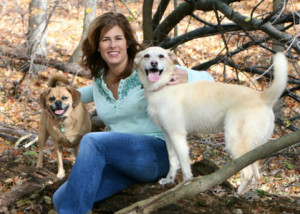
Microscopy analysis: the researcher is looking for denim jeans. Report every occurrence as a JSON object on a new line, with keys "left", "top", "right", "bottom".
{"left": 52, "top": 132, "right": 169, "bottom": 214}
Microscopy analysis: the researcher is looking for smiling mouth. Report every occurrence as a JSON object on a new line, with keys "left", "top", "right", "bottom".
{"left": 108, "top": 51, "right": 119, "bottom": 56}
{"left": 145, "top": 68, "right": 163, "bottom": 82}
{"left": 51, "top": 105, "right": 69, "bottom": 117}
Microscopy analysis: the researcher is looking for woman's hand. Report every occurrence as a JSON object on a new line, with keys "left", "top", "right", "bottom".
{"left": 168, "top": 67, "right": 188, "bottom": 85}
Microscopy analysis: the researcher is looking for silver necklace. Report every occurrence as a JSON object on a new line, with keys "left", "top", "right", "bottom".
{"left": 105, "top": 75, "right": 119, "bottom": 88}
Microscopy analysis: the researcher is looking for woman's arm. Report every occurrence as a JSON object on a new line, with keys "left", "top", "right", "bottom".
{"left": 168, "top": 65, "right": 214, "bottom": 85}
{"left": 78, "top": 85, "right": 94, "bottom": 103}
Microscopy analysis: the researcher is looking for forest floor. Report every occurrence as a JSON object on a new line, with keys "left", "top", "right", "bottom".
{"left": 0, "top": 143, "right": 299, "bottom": 213}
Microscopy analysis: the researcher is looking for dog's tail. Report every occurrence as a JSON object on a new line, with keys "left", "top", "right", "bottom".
{"left": 262, "top": 52, "right": 288, "bottom": 106}
{"left": 48, "top": 75, "right": 70, "bottom": 87}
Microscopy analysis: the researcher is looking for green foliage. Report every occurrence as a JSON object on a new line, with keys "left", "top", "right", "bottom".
{"left": 23, "top": 150, "right": 38, "bottom": 157}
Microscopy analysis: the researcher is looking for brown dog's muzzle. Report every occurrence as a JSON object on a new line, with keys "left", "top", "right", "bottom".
{"left": 50, "top": 100, "right": 70, "bottom": 118}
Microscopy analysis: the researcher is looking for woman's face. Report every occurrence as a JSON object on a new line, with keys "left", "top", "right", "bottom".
{"left": 99, "top": 25, "right": 128, "bottom": 70}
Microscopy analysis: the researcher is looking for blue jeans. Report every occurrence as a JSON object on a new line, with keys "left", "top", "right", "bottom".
{"left": 53, "top": 132, "right": 169, "bottom": 214}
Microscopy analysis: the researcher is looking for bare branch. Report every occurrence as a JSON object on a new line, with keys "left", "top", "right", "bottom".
{"left": 153, "top": 0, "right": 241, "bottom": 44}
{"left": 214, "top": 0, "right": 300, "bottom": 53}
{"left": 152, "top": 0, "right": 171, "bottom": 31}
{"left": 159, "top": 9, "right": 299, "bottom": 49}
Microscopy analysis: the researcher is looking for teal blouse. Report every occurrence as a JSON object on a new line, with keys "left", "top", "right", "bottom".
{"left": 78, "top": 66, "right": 214, "bottom": 140}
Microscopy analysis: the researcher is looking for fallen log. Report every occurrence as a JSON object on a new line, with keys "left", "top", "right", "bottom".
{"left": 0, "top": 166, "right": 60, "bottom": 211}
{"left": 116, "top": 130, "right": 300, "bottom": 214}
{"left": 93, "top": 159, "right": 234, "bottom": 213}
{"left": 0, "top": 45, "right": 90, "bottom": 77}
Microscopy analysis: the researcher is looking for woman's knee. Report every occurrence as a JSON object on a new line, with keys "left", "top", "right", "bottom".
{"left": 79, "top": 133, "right": 106, "bottom": 155}
{"left": 81, "top": 132, "right": 98, "bottom": 146}
{"left": 52, "top": 190, "right": 60, "bottom": 210}
{"left": 52, "top": 182, "right": 67, "bottom": 210}
{"left": 80, "top": 132, "right": 123, "bottom": 153}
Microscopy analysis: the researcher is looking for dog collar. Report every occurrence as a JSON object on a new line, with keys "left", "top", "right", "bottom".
{"left": 60, "top": 117, "right": 67, "bottom": 133}
{"left": 60, "top": 123, "right": 65, "bottom": 133}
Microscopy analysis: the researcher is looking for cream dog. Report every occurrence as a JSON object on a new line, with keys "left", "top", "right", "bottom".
{"left": 36, "top": 75, "right": 91, "bottom": 178}
{"left": 135, "top": 46, "right": 288, "bottom": 194}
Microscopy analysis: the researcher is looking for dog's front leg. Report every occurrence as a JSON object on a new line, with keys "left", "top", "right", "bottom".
{"left": 37, "top": 132, "right": 47, "bottom": 168}
{"left": 37, "top": 112, "right": 49, "bottom": 168}
{"left": 55, "top": 144, "right": 65, "bottom": 179}
{"left": 159, "top": 133, "right": 179, "bottom": 185}
{"left": 169, "top": 132, "right": 193, "bottom": 181}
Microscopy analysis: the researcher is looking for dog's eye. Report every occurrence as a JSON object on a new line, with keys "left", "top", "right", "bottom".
{"left": 62, "top": 96, "right": 68, "bottom": 101}
{"left": 49, "top": 96, "right": 55, "bottom": 102}
{"left": 159, "top": 54, "right": 165, "bottom": 59}
{"left": 144, "top": 54, "right": 150, "bottom": 58}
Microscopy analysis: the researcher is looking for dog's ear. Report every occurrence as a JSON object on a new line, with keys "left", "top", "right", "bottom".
{"left": 39, "top": 89, "right": 56, "bottom": 119}
{"left": 168, "top": 51, "right": 179, "bottom": 64}
{"left": 39, "top": 90, "right": 49, "bottom": 109}
{"left": 67, "top": 87, "right": 81, "bottom": 108}
{"left": 134, "top": 51, "right": 143, "bottom": 68}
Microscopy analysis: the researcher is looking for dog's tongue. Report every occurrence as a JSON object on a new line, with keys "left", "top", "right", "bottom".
{"left": 148, "top": 71, "right": 160, "bottom": 82}
{"left": 55, "top": 109, "right": 65, "bottom": 115}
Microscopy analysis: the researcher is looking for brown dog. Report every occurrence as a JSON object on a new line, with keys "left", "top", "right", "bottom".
{"left": 36, "top": 75, "right": 91, "bottom": 178}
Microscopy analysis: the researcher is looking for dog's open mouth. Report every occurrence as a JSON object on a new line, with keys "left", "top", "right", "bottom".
{"left": 145, "top": 68, "right": 163, "bottom": 82}
{"left": 52, "top": 105, "right": 69, "bottom": 117}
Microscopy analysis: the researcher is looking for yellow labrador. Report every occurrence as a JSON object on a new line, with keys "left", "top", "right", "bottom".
{"left": 135, "top": 46, "right": 288, "bottom": 194}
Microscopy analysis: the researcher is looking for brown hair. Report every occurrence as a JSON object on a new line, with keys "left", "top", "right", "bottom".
{"left": 80, "top": 12, "right": 142, "bottom": 78}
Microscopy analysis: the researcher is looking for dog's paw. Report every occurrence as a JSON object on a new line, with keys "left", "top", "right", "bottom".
{"left": 237, "top": 183, "right": 251, "bottom": 195}
{"left": 158, "top": 177, "right": 174, "bottom": 185}
{"left": 56, "top": 170, "right": 65, "bottom": 179}
{"left": 36, "top": 159, "right": 43, "bottom": 168}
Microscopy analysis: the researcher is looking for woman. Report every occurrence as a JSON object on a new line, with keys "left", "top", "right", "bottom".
{"left": 53, "top": 12, "right": 214, "bottom": 213}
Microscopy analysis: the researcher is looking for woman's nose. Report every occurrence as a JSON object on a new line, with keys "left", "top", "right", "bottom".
{"left": 110, "top": 40, "right": 116, "bottom": 48}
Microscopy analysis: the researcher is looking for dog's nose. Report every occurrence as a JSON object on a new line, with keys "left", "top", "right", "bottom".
{"left": 55, "top": 100, "right": 62, "bottom": 107}
{"left": 151, "top": 60, "right": 158, "bottom": 67}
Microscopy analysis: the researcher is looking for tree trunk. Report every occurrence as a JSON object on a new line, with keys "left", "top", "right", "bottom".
{"left": 142, "top": 0, "right": 154, "bottom": 46}
{"left": 70, "top": 0, "right": 96, "bottom": 63}
{"left": 28, "top": 0, "right": 47, "bottom": 73}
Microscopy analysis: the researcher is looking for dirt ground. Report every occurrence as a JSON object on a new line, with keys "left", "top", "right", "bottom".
{"left": 0, "top": 147, "right": 299, "bottom": 214}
